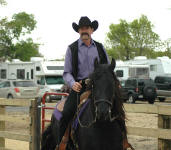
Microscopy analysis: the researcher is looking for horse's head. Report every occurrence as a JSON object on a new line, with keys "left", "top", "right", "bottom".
{"left": 89, "top": 58, "right": 116, "bottom": 122}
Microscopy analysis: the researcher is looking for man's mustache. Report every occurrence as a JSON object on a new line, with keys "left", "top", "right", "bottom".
{"left": 81, "top": 32, "right": 89, "bottom": 37}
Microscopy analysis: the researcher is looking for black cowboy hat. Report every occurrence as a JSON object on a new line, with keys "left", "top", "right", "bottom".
{"left": 72, "top": 16, "right": 98, "bottom": 33}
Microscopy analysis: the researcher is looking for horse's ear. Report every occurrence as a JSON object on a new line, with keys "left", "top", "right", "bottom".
{"left": 110, "top": 58, "right": 116, "bottom": 71}
{"left": 94, "top": 57, "right": 99, "bottom": 68}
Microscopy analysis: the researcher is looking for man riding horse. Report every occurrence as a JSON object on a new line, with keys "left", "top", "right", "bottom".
{"left": 57, "top": 16, "right": 133, "bottom": 150}
{"left": 58, "top": 16, "right": 109, "bottom": 146}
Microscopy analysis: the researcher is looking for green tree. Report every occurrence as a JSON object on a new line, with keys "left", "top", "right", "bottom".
{"left": 162, "top": 38, "right": 171, "bottom": 58}
{"left": 0, "top": 12, "right": 41, "bottom": 61}
{"left": 106, "top": 20, "right": 132, "bottom": 60}
{"left": 106, "top": 15, "right": 161, "bottom": 60}
{"left": 15, "top": 38, "right": 42, "bottom": 61}
{"left": 0, "top": 0, "right": 7, "bottom": 5}
{"left": 130, "top": 15, "right": 160, "bottom": 56}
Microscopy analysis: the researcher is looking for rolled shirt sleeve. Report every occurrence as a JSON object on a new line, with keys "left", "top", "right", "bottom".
{"left": 63, "top": 47, "right": 75, "bottom": 88}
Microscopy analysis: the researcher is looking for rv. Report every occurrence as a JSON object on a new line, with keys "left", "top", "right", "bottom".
{"left": 0, "top": 59, "right": 35, "bottom": 82}
{"left": 0, "top": 57, "right": 65, "bottom": 101}
{"left": 124, "top": 56, "right": 171, "bottom": 80}
{"left": 115, "top": 60, "right": 150, "bottom": 81}
{"left": 32, "top": 58, "right": 64, "bottom": 101}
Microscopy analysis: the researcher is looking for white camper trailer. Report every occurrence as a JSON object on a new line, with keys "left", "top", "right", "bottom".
{"left": 0, "top": 59, "right": 35, "bottom": 82}
{"left": 31, "top": 58, "right": 65, "bottom": 101}
{"left": 124, "top": 56, "right": 171, "bottom": 80}
{"left": 0, "top": 58, "right": 65, "bottom": 101}
{"left": 115, "top": 60, "right": 150, "bottom": 80}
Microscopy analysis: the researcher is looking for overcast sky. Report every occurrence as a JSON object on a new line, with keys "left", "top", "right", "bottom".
{"left": 0, "top": 0, "right": 171, "bottom": 60}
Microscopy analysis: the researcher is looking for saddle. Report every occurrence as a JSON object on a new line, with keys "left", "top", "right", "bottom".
{"left": 56, "top": 91, "right": 135, "bottom": 150}
{"left": 57, "top": 98, "right": 66, "bottom": 112}
{"left": 56, "top": 91, "right": 91, "bottom": 150}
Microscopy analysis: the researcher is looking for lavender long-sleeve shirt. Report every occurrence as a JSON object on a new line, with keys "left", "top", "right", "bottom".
{"left": 63, "top": 38, "right": 110, "bottom": 88}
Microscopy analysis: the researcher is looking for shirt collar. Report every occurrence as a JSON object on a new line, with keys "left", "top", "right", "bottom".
{"left": 78, "top": 38, "right": 95, "bottom": 47}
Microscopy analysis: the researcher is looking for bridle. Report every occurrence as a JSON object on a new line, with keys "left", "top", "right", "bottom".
{"left": 94, "top": 99, "right": 113, "bottom": 106}
{"left": 94, "top": 98, "right": 117, "bottom": 122}
{"left": 77, "top": 81, "right": 118, "bottom": 128}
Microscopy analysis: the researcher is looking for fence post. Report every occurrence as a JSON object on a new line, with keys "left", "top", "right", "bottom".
{"left": 158, "top": 115, "right": 171, "bottom": 150}
{"left": 36, "top": 97, "right": 41, "bottom": 150}
{"left": 0, "top": 105, "right": 5, "bottom": 148}
{"left": 29, "top": 98, "right": 41, "bottom": 150}
{"left": 29, "top": 100, "right": 33, "bottom": 150}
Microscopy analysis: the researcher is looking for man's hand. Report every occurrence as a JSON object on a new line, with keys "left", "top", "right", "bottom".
{"left": 72, "top": 82, "right": 82, "bottom": 92}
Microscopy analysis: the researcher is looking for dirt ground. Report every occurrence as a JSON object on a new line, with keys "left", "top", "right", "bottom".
{"left": 2, "top": 102, "right": 161, "bottom": 150}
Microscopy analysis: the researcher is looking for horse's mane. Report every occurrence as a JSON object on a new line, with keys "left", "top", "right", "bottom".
{"left": 112, "top": 72, "right": 127, "bottom": 136}
{"left": 86, "top": 65, "right": 127, "bottom": 136}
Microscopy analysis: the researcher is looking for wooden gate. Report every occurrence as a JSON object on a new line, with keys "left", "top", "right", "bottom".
{"left": 124, "top": 103, "right": 171, "bottom": 150}
{"left": 0, "top": 98, "right": 41, "bottom": 150}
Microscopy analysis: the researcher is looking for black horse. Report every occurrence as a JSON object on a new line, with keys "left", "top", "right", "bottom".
{"left": 41, "top": 58, "right": 129, "bottom": 150}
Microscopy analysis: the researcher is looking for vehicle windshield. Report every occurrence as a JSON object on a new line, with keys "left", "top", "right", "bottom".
{"left": 13, "top": 81, "right": 36, "bottom": 87}
{"left": 45, "top": 76, "right": 64, "bottom": 85}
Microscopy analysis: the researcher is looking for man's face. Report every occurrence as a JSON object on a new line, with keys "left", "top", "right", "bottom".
{"left": 78, "top": 26, "right": 93, "bottom": 41}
